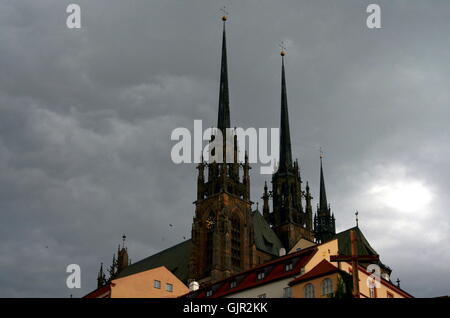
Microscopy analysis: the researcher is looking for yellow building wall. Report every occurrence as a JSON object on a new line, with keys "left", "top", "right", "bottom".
{"left": 289, "top": 237, "right": 411, "bottom": 298}
{"left": 110, "top": 266, "right": 188, "bottom": 298}
{"left": 288, "top": 238, "right": 316, "bottom": 253}
{"left": 304, "top": 239, "right": 338, "bottom": 272}
{"left": 339, "top": 262, "right": 409, "bottom": 298}
{"left": 291, "top": 273, "right": 340, "bottom": 298}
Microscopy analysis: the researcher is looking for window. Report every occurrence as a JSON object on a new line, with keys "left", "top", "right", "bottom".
{"left": 284, "top": 263, "right": 293, "bottom": 272}
{"left": 257, "top": 294, "right": 266, "bottom": 298}
{"left": 300, "top": 267, "right": 305, "bottom": 275}
{"left": 283, "top": 287, "right": 292, "bottom": 298}
{"left": 257, "top": 272, "right": 265, "bottom": 280}
{"left": 153, "top": 280, "right": 161, "bottom": 289}
{"left": 304, "top": 283, "right": 315, "bottom": 298}
{"left": 231, "top": 217, "right": 241, "bottom": 267}
{"left": 369, "top": 286, "right": 377, "bottom": 298}
{"left": 321, "top": 278, "right": 333, "bottom": 296}
{"left": 166, "top": 283, "right": 173, "bottom": 292}
{"left": 206, "top": 290, "right": 213, "bottom": 297}
{"left": 387, "top": 291, "right": 394, "bottom": 298}
{"left": 230, "top": 280, "right": 237, "bottom": 289}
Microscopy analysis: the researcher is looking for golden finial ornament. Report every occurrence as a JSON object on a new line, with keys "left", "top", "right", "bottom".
{"left": 220, "top": 6, "right": 228, "bottom": 21}
{"left": 279, "top": 41, "right": 287, "bottom": 56}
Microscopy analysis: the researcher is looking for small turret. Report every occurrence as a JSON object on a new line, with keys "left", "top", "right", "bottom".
{"left": 262, "top": 181, "right": 270, "bottom": 223}
{"left": 97, "top": 262, "right": 106, "bottom": 288}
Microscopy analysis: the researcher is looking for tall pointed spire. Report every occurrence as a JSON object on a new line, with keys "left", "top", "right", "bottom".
{"left": 314, "top": 152, "right": 336, "bottom": 243}
{"left": 217, "top": 15, "right": 230, "bottom": 133}
{"left": 319, "top": 154, "right": 328, "bottom": 212}
{"left": 279, "top": 50, "right": 292, "bottom": 172}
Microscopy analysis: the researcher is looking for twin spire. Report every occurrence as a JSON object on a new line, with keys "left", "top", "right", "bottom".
{"left": 279, "top": 52, "right": 293, "bottom": 172}
{"left": 319, "top": 155, "right": 328, "bottom": 212}
{"left": 214, "top": 18, "right": 335, "bottom": 244}
{"left": 217, "top": 16, "right": 230, "bottom": 133}
{"left": 216, "top": 15, "right": 293, "bottom": 173}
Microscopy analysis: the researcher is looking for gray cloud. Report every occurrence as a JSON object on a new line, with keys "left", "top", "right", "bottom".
{"left": 0, "top": 0, "right": 448, "bottom": 297}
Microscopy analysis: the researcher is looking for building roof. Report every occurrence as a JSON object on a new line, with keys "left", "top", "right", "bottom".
{"left": 334, "top": 226, "right": 391, "bottom": 274}
{"left": 108, "top": 211, "right": 282, "bottom": 286}
{"left": 252, "top": 210, "right": 284, "bottom": 256}
{"left": 335, "top": 226, "right": 378, "bottom": 256}
{"left": 114, "top": 240, "right": 192, "bottom": 283}
{"left": 83, "top": 284, "right": 111, "bottom": 298}
{"left": 185, "top": 245, "right": 318, "bottom": 298}
{"left": 289, "top": 259, "right": 345, "bottom": 286}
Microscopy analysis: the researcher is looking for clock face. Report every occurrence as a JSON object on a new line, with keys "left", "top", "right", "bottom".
{"left": 206, "top": 216, "right": 215, "bottom": 230}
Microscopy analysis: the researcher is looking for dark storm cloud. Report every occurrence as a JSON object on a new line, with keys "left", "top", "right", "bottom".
{"left": 0, "top": 0, "right": 448, "bottom": 297}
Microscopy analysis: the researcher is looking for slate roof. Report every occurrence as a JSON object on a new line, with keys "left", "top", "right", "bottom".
{"left": 113, "top": 211, "right": 283, "bottom": 284}
{"left": 252, "top": 210, "right": 284, "bottom": 256}
{"left": 334, "top": 226, "right": 391, "bottom": 274}
{"left": 115, "top": 239, "right": 192, "bottom": 283}
{"left": 335, "top": 226, "right": 378, "bottom": 256}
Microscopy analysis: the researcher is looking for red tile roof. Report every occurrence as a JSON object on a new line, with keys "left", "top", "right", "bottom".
{"left": 289, "top": 259, "right": 342, "bottom": 286}
{"left": 83, "top": 284, "right": 111, "bottom": 298}
{"left": 185, "top": 246, "right": 318, "bottom": 298}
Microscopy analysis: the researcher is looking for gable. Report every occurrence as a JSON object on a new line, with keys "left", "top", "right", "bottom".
{"left": 252, "top": 210, "right": 284, "bottom": 256}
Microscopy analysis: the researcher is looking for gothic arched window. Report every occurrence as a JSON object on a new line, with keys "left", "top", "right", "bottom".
{"left": 205, "top": 212, "right": 215, "bottom": 272}
{"left": 304, "top": 283, "right": 315, "bottom": 298}
{"left": 321, "top": 278, "right": 333, "bottom": 296}
{"left": 231, "top": 216, "right": 241, "bottom": 267}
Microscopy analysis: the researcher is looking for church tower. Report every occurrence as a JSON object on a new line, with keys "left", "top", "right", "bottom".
{"left": 314, "top": 156, "right": 336, "bottom": 243}
{"left": 189, "top": 16, "right": 255, "bottom": 285}
{"left": 263, "top": 50, "right": 314, "bottom": 251}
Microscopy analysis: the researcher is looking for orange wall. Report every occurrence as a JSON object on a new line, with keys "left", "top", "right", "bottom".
{"left": 291, "top": 265, "right": 411, "bottom": 298}
{"left": 110, "top": 266, "right": 188, "bottom": 298}
{"left": 339, "top": 262, "right": 411, "bottom": 298}
{"left": 291, "top": 273, "right": 340, "bottom": 298}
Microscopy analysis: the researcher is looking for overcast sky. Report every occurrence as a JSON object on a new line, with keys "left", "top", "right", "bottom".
{"left": 0, "top": 0, "right": 449, "bottom": 297}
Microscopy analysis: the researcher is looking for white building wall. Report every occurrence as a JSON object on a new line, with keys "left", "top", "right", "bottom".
{"left": 224, "top": 277, "right": 293, "bottom": 298}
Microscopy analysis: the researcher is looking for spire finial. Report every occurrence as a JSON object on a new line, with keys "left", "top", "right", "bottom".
{"left": 320, "top": 147, "right": 324, "bottom": 159}
{"left": 220, "top": 6, "right": 228, "bottom": 22}
{"left": 122, "top": 234, "right": 126, "bottom": 248}
{"left": 319, "top": 152, "right": 328, "bottom": 212}
{"left": 396, "top": 278, "right": 401, "bottom": 288}
{"left": 279, "top": 41, "right": 287, "bottom": 57}
{"left": 217, "top": 8, "right": 230, "bottom": 133}
{"left": 278, "top": 41, "right": 292, "bottom": 172}
{"left": 355, "top": 211, "right": 359, "bottom": 227}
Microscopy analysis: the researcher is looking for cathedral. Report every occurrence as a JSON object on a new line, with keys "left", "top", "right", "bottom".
{"left": 91, "top": 16, "right": 360, "bottom": 292}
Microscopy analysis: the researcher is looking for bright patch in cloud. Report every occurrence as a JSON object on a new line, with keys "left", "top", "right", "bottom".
{"left": 369, "top": 181, "right": 433, "bottom": 213}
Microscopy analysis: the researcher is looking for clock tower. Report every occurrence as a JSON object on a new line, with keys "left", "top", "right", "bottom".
{"left": 189, "top": 16, "right": 255, "bottom": 285}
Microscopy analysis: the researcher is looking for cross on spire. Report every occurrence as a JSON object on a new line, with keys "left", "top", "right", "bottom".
{"left": 279, "top": 41, "right": 287, "bottom": 56}
{"left": 220, "top": 6, "right": 228, "bottom": 15}
{"left": 355, "top": 211, "right": 359, "bottom": 227}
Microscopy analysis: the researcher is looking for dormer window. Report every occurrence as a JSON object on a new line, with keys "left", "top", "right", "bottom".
{"left": 284, "top": 262, "right": 293, "bottom": 272}
{"left": 257, "top": 271, "right": 265, "bottom": 280}
{"left": 230, "top": 280, "right": 237, "bottom": 289}
{"left": 206, "top": 290, "right": 213, "bottom": 297}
